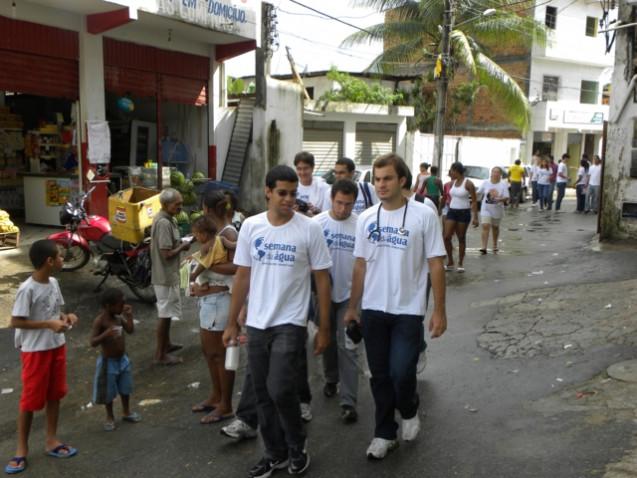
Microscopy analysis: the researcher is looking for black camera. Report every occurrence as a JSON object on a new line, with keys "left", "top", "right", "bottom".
{"left": 346, "top": 320, "right": 363, "bottom": 344}
{"left": 296, "top": 198, "right": 310, "bottom": 213}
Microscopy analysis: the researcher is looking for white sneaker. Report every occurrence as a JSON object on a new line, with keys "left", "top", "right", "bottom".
{"left": 220, "top": 418, "right": 257, "bottom": 440}
{"left": 366, "top": 437, "right": 399, "bottom": 460}
{"left": 402, "top": 415, "right": 421, "bottom": 441}
{"left": 300, "top": 402, "right": 313, "bottom": 422}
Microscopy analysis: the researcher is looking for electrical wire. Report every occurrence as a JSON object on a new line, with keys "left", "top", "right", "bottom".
{"left": 286, "top": 0, "right": 374, "bottom": 34}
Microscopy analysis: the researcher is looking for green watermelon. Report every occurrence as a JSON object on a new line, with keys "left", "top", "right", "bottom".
{"left": 176, "top": 210, "right": 190, "bottom": 224}
{"left": 170, "top": 170, "right": 186, "bottom": 188}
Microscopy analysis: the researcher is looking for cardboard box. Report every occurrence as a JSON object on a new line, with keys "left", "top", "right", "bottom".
{"left": 108, "top": 187, "right": 161, "bottom": 243}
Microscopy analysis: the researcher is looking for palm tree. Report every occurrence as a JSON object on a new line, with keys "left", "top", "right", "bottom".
{"left": 342, "top": 0, "right": 547, "bottom": 133}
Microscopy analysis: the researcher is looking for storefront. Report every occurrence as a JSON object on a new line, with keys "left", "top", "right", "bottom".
{"left": 0, "top": 17, "right": 81, "bottom": 224}
{"left": 0, "top": 0, "right": 259, "bottom": 223}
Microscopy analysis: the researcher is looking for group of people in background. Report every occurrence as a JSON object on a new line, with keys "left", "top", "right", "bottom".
{"left": 530, "top": 152, "right": 602, "bottom": 213}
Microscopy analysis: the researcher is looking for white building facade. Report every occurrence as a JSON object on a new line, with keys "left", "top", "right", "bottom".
{"left": 526, "top": 0, "right": 615, "bottom": 181}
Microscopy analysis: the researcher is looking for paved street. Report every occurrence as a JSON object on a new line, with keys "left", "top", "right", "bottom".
{"left": 2, "top": 199, "right": 637, "bottom": 477}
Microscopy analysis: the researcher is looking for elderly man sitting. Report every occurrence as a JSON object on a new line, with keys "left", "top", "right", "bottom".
{"left": 151, "top": 188, "right": 191, "bottom": 365}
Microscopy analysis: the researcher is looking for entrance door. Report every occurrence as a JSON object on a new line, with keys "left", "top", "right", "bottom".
{"left": 302, "top": 121, "right": 343, "bottom": 174}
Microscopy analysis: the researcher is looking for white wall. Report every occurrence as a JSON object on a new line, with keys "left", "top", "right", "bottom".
{"left": 213, "top": 107, "right": 237, "bottom": 178}
{"left": 0, "top": 0, "right": 81, "bottom": 30}
{"left": 410, "top": 132, "right": 522, "bottom": 177}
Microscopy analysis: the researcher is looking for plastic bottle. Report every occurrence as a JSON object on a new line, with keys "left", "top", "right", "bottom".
{"left": 225, "top": 342, "right": 240, "bottom": 371}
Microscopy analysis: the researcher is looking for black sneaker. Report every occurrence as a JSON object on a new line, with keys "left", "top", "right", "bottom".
{"left": 323, "top": 382, "right": 337, "bottom": 398}
{"left": 288, "top": 451, "right": 310, "bottom": 475}
{"left": 248, "top": 456, "right": 289, "bottom": 478}
{"left": 340, "top": 405, "right": 358, "bottom": 424}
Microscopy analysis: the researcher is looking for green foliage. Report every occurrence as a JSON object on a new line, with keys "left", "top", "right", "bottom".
{"left": 227, "top": 76, "right": 245, "bottom": 96}
{"left": 319, "top": 68, "right": 404, "bottom": 105}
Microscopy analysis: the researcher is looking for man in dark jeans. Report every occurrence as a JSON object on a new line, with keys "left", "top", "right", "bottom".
{"left": 224, "top": 165, "right": 332, "bottom": 478}
{"left": 547, "top": 155, "right": 558, "bottom": 210}
{"left": 555, "top": 153, "right": 569, "bottom": 211}
{"left": 345, "top": 153, "right": 447, "bottom": 460}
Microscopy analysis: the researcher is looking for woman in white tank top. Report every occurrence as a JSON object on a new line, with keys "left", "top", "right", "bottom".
{"left": 443, "top": 162, "right": 479, "bottom": 273}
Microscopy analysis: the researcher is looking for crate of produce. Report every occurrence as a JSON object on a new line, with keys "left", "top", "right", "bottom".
{"left": 0, "top": 231, "right": 19, "bottom": 250}
{"left": 108, "top": 187, "right": 161, "bottom": 243}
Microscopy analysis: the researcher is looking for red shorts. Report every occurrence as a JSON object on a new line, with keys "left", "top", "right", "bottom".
{"left": 20, "top": 345, "right": 68, "bottom": 412}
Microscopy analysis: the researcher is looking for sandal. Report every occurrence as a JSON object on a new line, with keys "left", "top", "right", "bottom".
{"left": 479, "top": 249, "right": 487, "bottom": 255}
{"left": 192, "top": 402, "right": 216, "bottom": 413}
{"left": 444, "top": 265, "right": 455, "bottom": 272}
{"left": 200, "top": 411, "right": 234, "bottom": 425}
{"left": 46, "top": 444, "right": 77, "bottom": 459}
{"left": 122, "top": 412, "right": 142, "bottom": 423}
{"left": 457, "top": 267, "right": 465, "bottom": 273}
{"left": 4, "top": 457, "right": 26, "bottom": 474}
{"left": 493, "top": 248, "right": 499, "bottom": 254}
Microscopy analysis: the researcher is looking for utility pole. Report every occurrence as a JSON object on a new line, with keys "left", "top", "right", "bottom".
{"left": 432, "top": 0, "right": 454, "bottom": 171}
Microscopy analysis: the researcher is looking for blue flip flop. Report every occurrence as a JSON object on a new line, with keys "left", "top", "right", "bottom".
{"left": 46, "top": 444, "right": 77, "bottom": 459}
{"left": 5, "top": 456, "right": 27, "bottom": 474}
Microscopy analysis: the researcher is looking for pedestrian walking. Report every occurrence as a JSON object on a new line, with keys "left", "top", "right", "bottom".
{"left": 151, "top": 188, "right": 190, "bottom": 365}
{"left": 585, "top": 155, "right": 602, "bottom": 213}
{"left": 443, "top": 162, "right": 479, "bottom": 273}
{"left": 575, "top": 157, "right": 589, "bottom": 213}
{"left": 190, "top": 190, "right": 239, "bottom": 424}
{"left": 322, "top": 157, "right": 377, "bottom": 214}
{"left": 555, "top": 154, "right": 569, "bottom": 211}
{"left": 90, "top": 288, "right": 141, "bottom": 432}
{"left": 412, "top": 162, "right": 429, "bottom": 194}
{"left": 344, "top": 153, "right": 447, "bottom": 460}
{"left": 419, "top": 165, "right": 444, "bottom": 210}
{"left": 508, "top": 159, "right": 525, "bottom": 208}
{"left": 223, "top": 165, "right": 333, "bottom": 477}
{"left": 478, "top": 167, "right": 510, "bottom": 255}
{"left": 531, "top": 153, "right": 541, "bottom": 204}
{"left": 6, "top": 239, "right": 79, "bottom": 475}
{"left": 314, "top": 179, "right": 361, "bottom": 423}
{"left": 294, "top": 151, "right": 330, "bottom": 216}
{"left": 547, "top": 155, "right": 558, "bottom": 210}
{"left": 536, "top": 158, "right": 552, "bottom": 211}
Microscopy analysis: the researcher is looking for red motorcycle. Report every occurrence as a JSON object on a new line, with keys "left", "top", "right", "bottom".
{"left": 48, "top": 187, "right": 156, "bottom": 303}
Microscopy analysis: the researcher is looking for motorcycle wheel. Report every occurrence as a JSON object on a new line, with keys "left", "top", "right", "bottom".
{"left": 59, "top": 243, "right": 90, "bottom": 271}
{"left": 128, "top": 282, "right": 157, "bottom": 304}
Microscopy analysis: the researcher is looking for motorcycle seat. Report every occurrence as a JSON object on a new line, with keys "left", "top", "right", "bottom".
{"left": 99, "top": 234, "right": 124, "bottom": 251}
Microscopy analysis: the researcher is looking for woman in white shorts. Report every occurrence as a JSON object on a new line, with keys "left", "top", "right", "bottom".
{"left": 477, "top": 167, "right": 510, "bottom": 254}
{"left": 190, "top": 190, "right": 238, "bottom": 424}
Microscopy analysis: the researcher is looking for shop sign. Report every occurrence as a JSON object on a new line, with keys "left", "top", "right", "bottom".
{"left": 151, "top": 0, "right": 257, "bottom": 39}
{"left": 563, "top": 110, "right": 605, "bottom": 125}
{"left": 45, "top": 179, "right": 72, "bottom": 207}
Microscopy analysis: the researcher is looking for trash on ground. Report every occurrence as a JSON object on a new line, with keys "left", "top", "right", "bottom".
{"left": 508, "top": 369, "right": 519, "bottom": 374}
{"left": 133, "top": 319, "right": 140, "bottom": 325}
{"left": 575, "top": 390, "right": 596, "bottom": 400}
{"left": 543, "top": 281, "right": 549, "bottom": 285}
{"left": 537, "top": 298, "right": 543, "bottom": 303}
{"left": 1, "top": 388, "right": 14, "bottom": 395}
{"left": 187, "top": 382, "right": 200, "bottom": 390}
{"left": 556, "top": 378, "right": 564, "bottom": 382}
{"left": 139, "top": 398, "right": 162, "bottom": 407}
{"left": 552, "top": 253, "right": 559, "bottom": 256}
{"left": 563, "top": 344, "right": 574, "bottom": 350}
{"left": 566, "top": 361, "right": 574, "bottom": 367}
{"left": 605, "top": 304, "right": 613, "bottom": 309}
{"left": 464, "top": 404, "right": 479, "bottom": 413}
{"left": 472, "top": 357, "right": 480, "bottom": 362}
{"left": 531, "top": 270, "right": 544, "bottom": 275}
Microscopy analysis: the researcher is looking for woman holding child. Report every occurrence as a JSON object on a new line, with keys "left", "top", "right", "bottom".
{"left": 190, "top": 190, "right": 239, "bottom": 424}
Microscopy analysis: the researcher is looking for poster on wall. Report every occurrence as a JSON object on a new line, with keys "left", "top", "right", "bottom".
{"left": 45, "top": 178, "right": 74, "bottom": 207}
{"left": 87, "top": 121, "right": 111, "bottom": 164}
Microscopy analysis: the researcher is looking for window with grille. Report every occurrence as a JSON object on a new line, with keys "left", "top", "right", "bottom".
{"left": 545, "top": 6, "right": 557, "bottom": 29}
{"left": 586, "top": 17, "right": 598, "bottom": 37}
{"left": 542, "top": 76, "right": 559, "bottom": 101}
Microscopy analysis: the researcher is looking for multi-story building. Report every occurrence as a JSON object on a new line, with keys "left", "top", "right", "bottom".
{"left": 526, "top": 0, "right": 615, "bottom": 179}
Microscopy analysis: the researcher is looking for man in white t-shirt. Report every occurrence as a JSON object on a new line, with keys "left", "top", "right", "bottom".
{"left": 555, "top": 154, "right": 569, "bottom": 211}
{"left": 322, "top": 157, "right": 378, "bottom": 215}
{"left": 224, "top": 165, "right": 333, "bottom": 477}
{"left": 344, "top": 153, "right": 447, "bottom": 460}
{"left": 586, "top": 155, "right": 602, "bottom": 213}
{"left": 294, "top": 151, "right": 330, "bottom": 216}
{"left": 314, "top": 179, "right": 360, "bottom": 423}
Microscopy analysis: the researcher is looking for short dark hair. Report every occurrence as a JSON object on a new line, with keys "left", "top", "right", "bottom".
{"left": 293, "top": 151, "right": 315, "bottom": 168}
{"left": 515, "top": 159, "right": 521, "bottom": 165}
{"left": 335, "top": 157, "right": 355, "bottom": 173}
{"left": 101, "top": 288, "right": 124, "bottom": 308}
{"left": 562, "top": 153, "right": 570, "bottom": 160}
{"left": 191, "top": 215, "right": 217, "bottom": 236}
{"left": 582, "top": 153, "right": 589, "bottom": 160}
{"left": 265, "top": 165, "right": 298, "bottom": 189}
{"left": 430, "top": 166, "right": 439, "bottom": 175}
{"left": 450, "top": 161, "right": 465, "bottom": 175}
{"left": 29, "top": 239, "right": 59, "bottom": 269}
{"left": 420, "top": 162, "right": 429, "bottom": 170}
{"left": 202, "top": 190, "right": 231, "bottom": 219}
{"left": 331, "top": 179, "right": 358, "bottom": 200}
{"left": 374, "top": 153, "right": 410, "bottom": 182}
{"left": 402, "top": 168, "right": 413, "bottom": 190}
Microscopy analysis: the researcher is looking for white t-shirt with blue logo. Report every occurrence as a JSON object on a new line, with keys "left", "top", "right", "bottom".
{"left": 354, "top": 200, "right": 446, "bottom": 316}
{"left": 234, "top": 212, "right": 333, "bottom": 329}
{"left": 297, "top": 178, "right": 330, "bottom": 212}
{"left": 323, "top": 182, "right": 378, "bottom": 215}
{"left": 314, "top": 211, "right": 358, "bottom": 303}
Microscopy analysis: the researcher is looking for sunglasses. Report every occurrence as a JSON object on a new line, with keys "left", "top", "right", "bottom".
{"left": 273, "top": 190, "right": 297, "bottom": 198}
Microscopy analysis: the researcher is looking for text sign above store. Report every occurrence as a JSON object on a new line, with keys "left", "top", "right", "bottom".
{"left": 151, "top": 0, "right": 257, "bottom": 39}
{"left": 563, "top": 110, "right": 605, "bottom": 125}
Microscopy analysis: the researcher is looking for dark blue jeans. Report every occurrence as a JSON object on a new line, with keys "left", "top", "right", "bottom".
{"left": 531, "top": 181, "right": 538, "bottom": 203}
{"left": 361, "top": 309, "right": 422, "bottom": 440}
{"left": 247, "top": 324, "right": 307, "bottom": 460}
{"left": 555, "top": 182, "right": 566, "bottom": 210}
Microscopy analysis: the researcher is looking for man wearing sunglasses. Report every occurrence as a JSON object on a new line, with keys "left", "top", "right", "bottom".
{"left": 344, "top": 153, "right": 447, "bottom": 460}
{"left": 224, "top": 165, "right": 332, "bottom": 477}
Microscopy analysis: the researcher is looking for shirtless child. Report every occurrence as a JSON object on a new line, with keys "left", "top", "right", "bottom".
{"left": 90, "top": 288, "right": 141, "bottom": 431}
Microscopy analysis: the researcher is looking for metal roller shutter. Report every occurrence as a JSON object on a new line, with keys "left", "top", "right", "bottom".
{"left": 104, "top": 65, "right": 157, "bottom": 98}
{"left": 160, "top": 75, "right": 207, "bottom": 106}
{"left": 302, "top": 121, "right": 343, "bottom": 173}
{"left": 355, "top": 123, "right": 396, "bottom": 166}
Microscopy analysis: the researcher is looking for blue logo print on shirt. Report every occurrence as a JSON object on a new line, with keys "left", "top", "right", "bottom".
{"left": 323, "top": 227, "right": 355, "bottom": 251}
{"left": 367, "top": 221, "right": 409, "bottom": 248}
{"left": 253, "top": 237, "right": 297, "bottom": 266}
